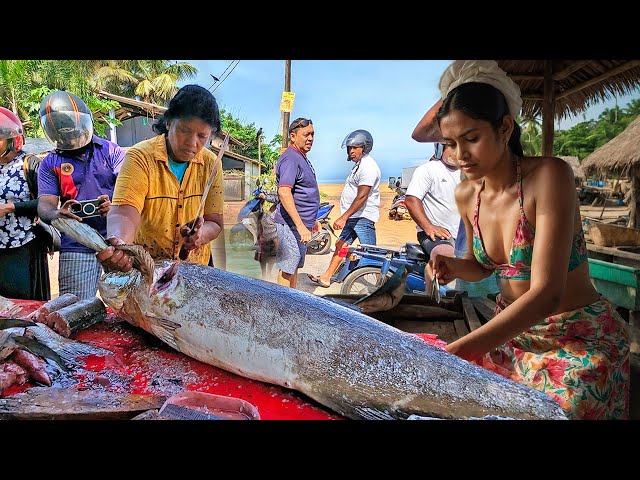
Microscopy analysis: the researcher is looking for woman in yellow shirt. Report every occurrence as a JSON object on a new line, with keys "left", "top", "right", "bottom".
{"left": 97, "top": 84, "right": 224, "bottom": 272}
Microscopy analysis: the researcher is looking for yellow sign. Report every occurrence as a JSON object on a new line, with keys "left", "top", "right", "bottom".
{"left": 280, "top": 91, "right": 295, "bottom": 112}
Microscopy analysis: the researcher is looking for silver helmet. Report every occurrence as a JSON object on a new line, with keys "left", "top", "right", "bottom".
{"left": 39, "top": 91, "right": 94, "bottom": 151}
{"left": 341, "top": 129, "right": 373, "bottom": 155}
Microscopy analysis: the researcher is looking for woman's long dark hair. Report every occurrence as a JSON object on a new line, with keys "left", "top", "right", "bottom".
{"left": 437, "top": 82, "right": 524, "bottom": 157}
{"left": 152, "top": 84, "right": 221, "bottom": 135}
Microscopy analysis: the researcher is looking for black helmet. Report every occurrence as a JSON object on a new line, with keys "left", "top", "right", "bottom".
{"left": 39, "top": 91, "right": 93, "bottom": 150}
{"left": 341, "top": 129, "right": 373, "bottom": 155}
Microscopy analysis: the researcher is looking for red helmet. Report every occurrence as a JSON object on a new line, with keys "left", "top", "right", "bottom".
{"left": 0, "top": 106, "right": 25, "bottom": 152}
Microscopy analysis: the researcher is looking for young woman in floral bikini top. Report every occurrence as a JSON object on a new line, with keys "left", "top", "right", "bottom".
{"left": 424, "top": 61, "right": 630, "bottom": 420}
{"left": 472, "top": 157, "right": 588, "bottom": 281}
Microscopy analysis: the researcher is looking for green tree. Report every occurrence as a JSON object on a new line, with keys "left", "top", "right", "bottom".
{"left": 518, "top": 115, "right": 542, "bottom": 156}
{"left": 220, "top": 109, "right": 280, "bottom": 174}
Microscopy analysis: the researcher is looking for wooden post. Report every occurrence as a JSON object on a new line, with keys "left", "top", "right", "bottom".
{"left": 257, "top": 133, "right": 262, "bottom": 177}
{"left": 281, "top": 60, "right": 292, "bottom": 150}
{"left": 541, "top": 60, "right": 555, "bottom": 157}
{"left": 631, "top": 166, "right": 640, "bottom": 229}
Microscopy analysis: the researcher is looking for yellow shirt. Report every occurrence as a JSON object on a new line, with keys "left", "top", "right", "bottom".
{"left": 112, "top": 134, "right": 224, "bottom": 265}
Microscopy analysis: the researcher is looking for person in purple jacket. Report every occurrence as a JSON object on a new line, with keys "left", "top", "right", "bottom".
{"left": 37, "top": 91, "right": 125, "bottom": 300}
{"left": 273, "top": 118, "right": 320, "bottom": 289}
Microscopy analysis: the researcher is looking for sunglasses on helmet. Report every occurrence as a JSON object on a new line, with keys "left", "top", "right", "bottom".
{"left": 289, "top": 118, "right": 313, "bottom": 133}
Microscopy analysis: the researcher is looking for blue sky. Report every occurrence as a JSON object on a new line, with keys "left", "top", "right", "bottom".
{"left": 179, "top": 60, "right": 640, "bottom": 184}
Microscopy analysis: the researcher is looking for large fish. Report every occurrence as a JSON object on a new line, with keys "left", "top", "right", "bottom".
{"left": 51, "top": 218, "right": 567, "bottom": 420}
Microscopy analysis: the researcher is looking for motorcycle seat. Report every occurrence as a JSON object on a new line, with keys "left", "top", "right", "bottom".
{"left": 405, "top": 242, "right": 427, "bottom": 262}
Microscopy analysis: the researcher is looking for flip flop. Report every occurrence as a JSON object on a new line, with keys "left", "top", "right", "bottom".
{"left": 307, "top": 274, "right": 331, "bottom": 288}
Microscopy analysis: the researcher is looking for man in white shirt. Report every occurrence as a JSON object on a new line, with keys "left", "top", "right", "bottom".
{"left": 405, "top": 143, "right": 460, "bottom": 293}
{"left": 308, "top": 129, "right": 381, "bottom": 288}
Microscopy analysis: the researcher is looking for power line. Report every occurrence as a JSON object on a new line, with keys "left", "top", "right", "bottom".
{"left": 212, "top": 60, "right": 240, "bottom": 93}
{"left": 207, "top": 60, "right": 237, "bottom": 91}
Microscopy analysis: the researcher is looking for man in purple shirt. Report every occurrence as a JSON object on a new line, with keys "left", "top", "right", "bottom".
{"left": 36, "top": 91, "right": 125, "bottom": 300}
{"left": 273, "top": 117, "right": 320, "bottom": 289}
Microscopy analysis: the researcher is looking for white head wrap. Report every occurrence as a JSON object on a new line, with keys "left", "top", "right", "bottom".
{"left": 439, "top": 60, "right": 522, "bottom": 118}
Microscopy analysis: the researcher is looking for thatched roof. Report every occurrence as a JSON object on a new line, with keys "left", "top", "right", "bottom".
{"left": 580, "top": 115, "right": 640, "bottom": 175}
{"left": 559, "top": 156, "right": 585, "bottom": 180}
{"left": 497, "top": 60, "right": 640, "bottom": 121}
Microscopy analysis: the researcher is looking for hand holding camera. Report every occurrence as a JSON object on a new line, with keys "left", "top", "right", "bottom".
{"left": 60, "top": 195, "right": 109, "bottom": 221}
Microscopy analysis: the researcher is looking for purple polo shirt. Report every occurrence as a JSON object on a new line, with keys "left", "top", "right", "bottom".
{"left": 38, "top": 135, "right": 125, "bottom": 253}
{"left": 273, "top": 146, "right": 320, "bottom": 229}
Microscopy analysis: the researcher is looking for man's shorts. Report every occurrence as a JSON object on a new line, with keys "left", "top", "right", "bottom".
{"left": 338, "top": 217, "right": 377, "bottom": 245}
{"left": 417, "top": 230, "right": 454, "bottom": 258}
{"left": 275, "top": 222, "right": 307, "bottom": 274}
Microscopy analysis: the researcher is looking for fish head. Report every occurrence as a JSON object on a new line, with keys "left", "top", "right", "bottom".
{"left": 98, "top": 268, "right": 145, "bottom": 313}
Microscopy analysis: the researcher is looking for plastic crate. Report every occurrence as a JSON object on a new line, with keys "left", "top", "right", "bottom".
{"left": 588, "top": 258, "right": 640, "bottom": 310}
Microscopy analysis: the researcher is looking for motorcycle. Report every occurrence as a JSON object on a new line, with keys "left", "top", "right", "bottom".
{"left": 229, "top": 186, "right": 337, "bottom": 255}
{"left": 306, "top": 203, "right": 337, "bottom": 255}
{"left": 332, "top": 241, "right": 449, "bottom": 296}
{"left": 388, "top": 186, "right": 411, "bottom": 221}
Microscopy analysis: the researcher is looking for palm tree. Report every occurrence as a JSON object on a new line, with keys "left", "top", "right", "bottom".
{"left": 0, "top": 60, "right": 32, "bottom": 115}
{"left": 121, "top": 60, "right": 197, "bottom": 105}
{"left": 518, "top": 115, "right": 542, "bottom": 156}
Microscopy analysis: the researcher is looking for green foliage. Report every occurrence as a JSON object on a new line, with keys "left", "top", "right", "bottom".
{"left": 515, "top": 97, "right": 640, "bottom": 161}
{"left": 220, "top": 109, "right": 281, "bottom": 174}
{"left": 553, "top": 101, "right": 637, "bottom": 160}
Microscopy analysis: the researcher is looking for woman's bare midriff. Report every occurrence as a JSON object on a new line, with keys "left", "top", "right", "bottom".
{"left": 496, "top": 261, "right": 601, "bottom": 314}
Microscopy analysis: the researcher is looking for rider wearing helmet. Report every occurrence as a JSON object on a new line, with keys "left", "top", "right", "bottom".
{"left": 308, "top": 129, "right": 381, "bottom": 289}
{"left": 0, "top": 107, "right": 51, "bottom": 300}
{"left": 37, "top": 91, "right": 126, "bottom": 300}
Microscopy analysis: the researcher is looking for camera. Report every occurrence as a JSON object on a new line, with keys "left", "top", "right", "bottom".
{"left": 70, "top": 198, "right": 105, "bottom": 219}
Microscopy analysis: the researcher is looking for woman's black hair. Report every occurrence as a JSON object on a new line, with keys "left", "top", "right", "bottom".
{"left": 437, "top": 82, "right": 524, "bottom": 157}
{"left": 152, "top": 84, "right": 221, "bottom": 135}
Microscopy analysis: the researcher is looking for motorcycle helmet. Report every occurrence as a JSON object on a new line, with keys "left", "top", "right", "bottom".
{"left": 341, "top": 129, "right": 373, "bottom": 155}
{"left": 39, "top": 91, "right": 93, "bottom": 151}
{"left": 0, "top": 107, "right": 25, "bottom": 156}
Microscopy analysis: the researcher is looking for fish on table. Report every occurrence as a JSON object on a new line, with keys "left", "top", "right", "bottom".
{"left": 51, "top": 217, "right": 568, "bottom": 420}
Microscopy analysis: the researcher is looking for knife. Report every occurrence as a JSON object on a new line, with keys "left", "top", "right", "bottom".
{"left": 178, "top": 132, "right": 230, "bottom": 261}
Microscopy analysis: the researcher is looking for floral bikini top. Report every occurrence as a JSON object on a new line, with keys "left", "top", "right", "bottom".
{"left": 472, "top": 159, "right": 588, "bottom": 280}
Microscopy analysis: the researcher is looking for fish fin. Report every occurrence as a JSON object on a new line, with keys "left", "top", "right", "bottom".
{"left": 25, "top": 324, "right": 113, "bottom": 368}
{"left": 0, "top": 318, "right": 37, "bottom": 329}
{"left": 146, "top": 316, "right": 182, "bottom": 351}
{"left": 354, "top": 265, "right": 407, "bottom": 306}
{"left": 12, "top": 334, "right": 71, "bottom": 372}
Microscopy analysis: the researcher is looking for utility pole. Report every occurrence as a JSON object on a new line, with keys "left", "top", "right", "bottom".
{"left": 256, "top": 127, "right": 263, "bottom": 177}
{"left": 281, "top": 60, "right": 292, "bottom": 151}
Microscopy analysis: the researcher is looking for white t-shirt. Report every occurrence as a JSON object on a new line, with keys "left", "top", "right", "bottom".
{"left": 340, "top": 154, "right": 381, "bottom": 222}
{"left": 405, "top": 159, "right": 461, "bottom": 239}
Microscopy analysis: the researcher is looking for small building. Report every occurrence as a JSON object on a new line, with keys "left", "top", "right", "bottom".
{"left": 581, "top": 115, "right": 640, "bottom": 227}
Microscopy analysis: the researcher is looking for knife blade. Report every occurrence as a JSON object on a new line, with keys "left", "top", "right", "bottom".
{"left": 178, "top": 132, "right": 230, "bottom": 261}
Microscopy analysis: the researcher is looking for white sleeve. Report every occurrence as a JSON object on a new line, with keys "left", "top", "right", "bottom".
{"left": 405, "top": 165, "right": 433, "bottom": 200}
{"left": 356, "top": 159, "right": 380, "bottom": 187}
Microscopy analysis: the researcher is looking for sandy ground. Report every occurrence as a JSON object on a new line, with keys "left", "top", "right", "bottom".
{"left": 47, "top": 183, "right": 417, "bottom": 297}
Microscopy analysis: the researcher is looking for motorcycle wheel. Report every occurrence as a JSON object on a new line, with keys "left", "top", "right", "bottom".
{"left": 229, "top": 227, "right": 255, "bottom": 250}
{"left": 306, "top": 232, "right": 332, "bottom": 255}
{"left": 340, "top": 266, "right": 393, "bottom": 296}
